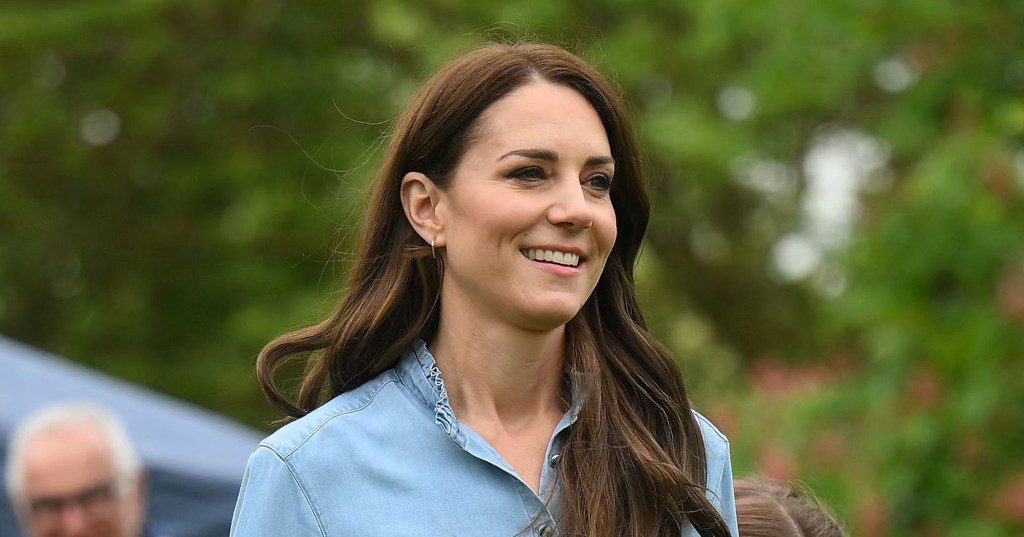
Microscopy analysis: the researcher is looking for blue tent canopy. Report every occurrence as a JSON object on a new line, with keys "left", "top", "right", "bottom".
{"left": 0, "top": 336, "right": 263, "bottom": 537}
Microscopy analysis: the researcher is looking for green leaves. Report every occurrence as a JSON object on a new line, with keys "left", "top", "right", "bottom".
{"left": 2, "top": 1, "right": 1021, "bottom": 533}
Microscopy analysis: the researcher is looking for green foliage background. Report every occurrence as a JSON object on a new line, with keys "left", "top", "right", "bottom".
{"left": 2, "top": 1, "right": 1022, "bottom": 535}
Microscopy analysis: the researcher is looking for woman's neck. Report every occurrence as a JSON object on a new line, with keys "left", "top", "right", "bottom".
{"left": 428, "top": 301, "right": 569, "bottom": 433}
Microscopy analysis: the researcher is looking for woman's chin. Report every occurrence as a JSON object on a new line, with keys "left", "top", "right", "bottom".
{"left": 513, "top": 300, "right": 585, "bottom": 331}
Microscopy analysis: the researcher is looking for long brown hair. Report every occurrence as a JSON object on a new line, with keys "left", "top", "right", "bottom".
{"left": 256, "top": 42, "right": 731, "bottom": 537}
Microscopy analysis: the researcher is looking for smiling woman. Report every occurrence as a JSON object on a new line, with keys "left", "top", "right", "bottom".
{"left": 401, "top": 81, "right": 618, "bottom": 332}
{"left": 230, "top": 43, "right": 738, "bottom": 537}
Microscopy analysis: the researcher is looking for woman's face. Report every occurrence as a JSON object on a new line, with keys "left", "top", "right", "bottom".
{"left": 436, "top": 80, "right": 618, "bottom": 331}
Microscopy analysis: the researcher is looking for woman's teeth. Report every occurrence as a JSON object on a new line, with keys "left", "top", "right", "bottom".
{"left": 521, "top": 248, "right": 580, "bottom": 268}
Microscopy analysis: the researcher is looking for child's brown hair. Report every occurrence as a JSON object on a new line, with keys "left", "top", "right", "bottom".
{"left": 734, "top": 476, "right": 845, "bottom": 537}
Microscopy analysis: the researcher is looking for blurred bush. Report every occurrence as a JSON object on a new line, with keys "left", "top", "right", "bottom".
{"left": 1, "top": 1, "right": 1021, "bottom": 535}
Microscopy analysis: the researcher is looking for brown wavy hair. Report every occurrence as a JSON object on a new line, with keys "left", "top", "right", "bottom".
{"left": 256, "top": 42, "right": 731, "bottom": 537}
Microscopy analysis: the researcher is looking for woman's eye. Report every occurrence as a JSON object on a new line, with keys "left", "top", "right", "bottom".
{"left": 587, "top": 173, "right": 614, "bottom": 191}
{"left": 509, "top": 166, "right": 545, "bottom": 181}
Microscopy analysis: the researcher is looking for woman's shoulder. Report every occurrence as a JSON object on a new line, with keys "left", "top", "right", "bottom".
{"left": 691, "top": 409, "right": 731, "bottom": 474}
{"left": 256, "top": 369, "right": 403, "bottom": 460}
{"left": 690, "top": 409, "right": 737, "bottom": 534}
{"left": 692, "top": 409, "right": 729, "bottom": 447}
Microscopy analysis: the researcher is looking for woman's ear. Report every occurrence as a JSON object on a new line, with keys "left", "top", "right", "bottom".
{"left": 400, "top": 172, "right": 445, "bottom": 247}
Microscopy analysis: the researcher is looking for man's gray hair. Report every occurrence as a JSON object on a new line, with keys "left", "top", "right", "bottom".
{"left": 4, "top": 402, "right": 142, "bottom": 505}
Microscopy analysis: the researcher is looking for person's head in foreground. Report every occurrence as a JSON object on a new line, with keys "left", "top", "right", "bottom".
{"left": 735, "top": 476, "right": 845, "bottom": 537}
{"left": 5, "top": 403, "right": 146, "bottom": 537}
{"left": 255, "top": 42, "right": 734, "bottom": 536}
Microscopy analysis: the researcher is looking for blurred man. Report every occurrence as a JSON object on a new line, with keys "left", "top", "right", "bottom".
{"left": 5, "top": 403, "right": 146, "bottom": 537}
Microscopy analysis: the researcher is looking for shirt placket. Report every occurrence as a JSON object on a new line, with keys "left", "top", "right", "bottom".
{"left": 413, "top": 342, "right": 579, "bottom": 537}
{"left": 455, "top": 415, "right": 571, "bottom": 537}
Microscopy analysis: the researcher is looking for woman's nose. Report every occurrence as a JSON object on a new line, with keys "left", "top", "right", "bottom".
{"left": 546, "top": 179, "right": 594, "bottom": 230}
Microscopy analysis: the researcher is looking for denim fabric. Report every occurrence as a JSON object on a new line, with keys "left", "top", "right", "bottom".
{"left": 230, "top": 339, "right": 738, "bottom": 537}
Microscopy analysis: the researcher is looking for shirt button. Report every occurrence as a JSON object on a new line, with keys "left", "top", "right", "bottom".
{"left": 549, "top": 453, "right": 560, "bottom": 466}
{"left": 537, "top": 524, "right": 554, "bottom": 537}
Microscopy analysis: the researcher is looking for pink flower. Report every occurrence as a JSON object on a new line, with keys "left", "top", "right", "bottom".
{"left": 758, "top": 444, "right": 797, "bottom": 482}
{"left": 992, "top": 472, "right": 1024, "bottom": 524}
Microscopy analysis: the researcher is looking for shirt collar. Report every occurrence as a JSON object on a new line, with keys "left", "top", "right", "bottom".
{"left": 394, "top": 338, "right": 584, "bottom": 444}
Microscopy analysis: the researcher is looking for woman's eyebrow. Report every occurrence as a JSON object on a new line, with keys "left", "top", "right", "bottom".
{"left": 585, "top": 156, "right": 615, "bottom": 168}
{"left": 497, "top": 148, "right": 615, "bottom": 168}
{"left": 498, "top": 148, "right": 558, "bottom": 162}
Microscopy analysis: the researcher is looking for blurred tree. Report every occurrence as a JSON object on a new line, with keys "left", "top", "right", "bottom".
{"left": 1, "top": 1, "right": 1021, "bottom": 534}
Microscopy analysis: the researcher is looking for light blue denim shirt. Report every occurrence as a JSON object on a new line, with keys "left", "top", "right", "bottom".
{"left": 230, "top": 339, "right": 738, "bottom": 536}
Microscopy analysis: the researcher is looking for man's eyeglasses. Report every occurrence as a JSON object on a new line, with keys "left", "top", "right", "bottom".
{"left": 27, "top": 479, "right": 124, "bottom": 527}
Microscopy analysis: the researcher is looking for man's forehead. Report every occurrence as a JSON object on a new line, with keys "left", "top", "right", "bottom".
{"left": 22, "top": 424, "right": 117, "bottom": 494}
{"left": 27, "top": 422, "right": 110, "bottom": 450}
